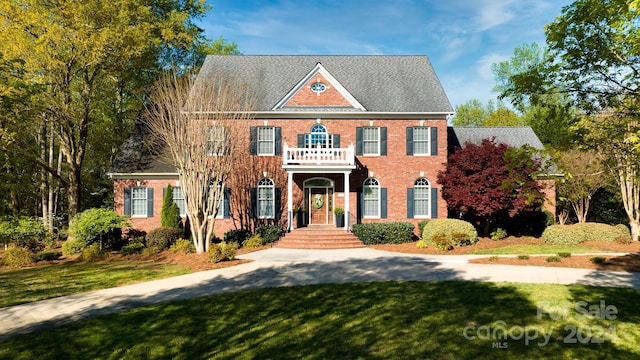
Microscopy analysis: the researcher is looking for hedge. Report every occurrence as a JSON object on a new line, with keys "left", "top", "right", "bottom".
{"left": 421, "top": 219, "right": 478, "bottom": 250}
{"left": 351, "top": 222, "right": 415, "bottom": 245}
{"left": 542, "top": 223, "right": 631, "bottom": 245}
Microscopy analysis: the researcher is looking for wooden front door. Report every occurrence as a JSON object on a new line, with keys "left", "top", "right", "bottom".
{"left": 310, "top": 189, "right": 328, "bottom": 224}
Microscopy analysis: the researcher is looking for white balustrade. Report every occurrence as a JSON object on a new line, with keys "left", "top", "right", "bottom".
{"left": 283, "top": 144, "right": 355, "bottom": 165}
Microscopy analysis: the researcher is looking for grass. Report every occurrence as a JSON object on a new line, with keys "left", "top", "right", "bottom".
{"left": 0, "top": 260, "right": 191, "bottom": 308}
{"left": 0, "top": 281, "right": 638, "bottom": 359}
{"left": 469, "top": 245, "right": 604, "bottom": 255}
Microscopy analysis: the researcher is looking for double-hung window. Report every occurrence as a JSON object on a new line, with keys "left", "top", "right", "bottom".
{"left": 363, "top": 178, "right": 380, "bottom": 218}
{"left": 413, "top": 127, "right": 431, "bottom": 155}
{"left": 131, "top": 187, "right": 148, "bottom": 217}
{"left": 257, "top": 126, "right": 275, "bottom": 155}
{"left": 257, "top": 178, "right": 275, "bottom": 219}
{"left": 362, "top": 127, "right": 380, "bottom": 155}
{"left": 172, "top": 187, "right": 186, "bottom": 216}
{"left": 413, "top": 178, "right": 431, "bottom": 217}
{"left": 207, "top": 126, "right": 229, "bottom": 156}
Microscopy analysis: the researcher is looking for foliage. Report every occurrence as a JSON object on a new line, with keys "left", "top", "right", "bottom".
{"left": 437, "top": 138, "right": 545, "bottom": 236}
{"left": 208, "top": 241, "right": 238, "bottom": 263}
{"left": 417, "top": 220, "right": 430, "bottom": 238}
{"left": 70, "top": 208, "right": 128, "bottom": 250}
{"left": 169, "top": 239, "right": 195, "bottom": 254}
{"left": 161, "top": 184, "right": 183, "bottom": 230}
{"left": 542, "top": 223, "right": 631, "bottom": 244}
{"left": 517, "top": 255, "right": 529, "bottom": 260}
{"left": 34, "top": 251, "right": 62, "bottom": 262}
{"left": 588, "top": 187, "right": 628, "bottom": 225}
{"left": 333, "top": 207, "right": 345, "bottom": 216}
{"left": 1, "top": 246, "right": 34, "bottom": 267}
{"left": 545, "top": 256, "right": 561, "bottom": 263}
{"left": 351, "top": 222, "right": 415, "bottom": 245}
{"left": 415, "top": 239, "right": 428, "bottom": 249}
{"left": 81, "top": 244, "right": 107, "bottom": 262}
{"left": 242, "top": 234, "right": 264, "bottom": 248}
{"left": 0, "top": 216, "right": 46, "bottom": 252}
{"left": 590, "top": 256, "right": 607, "bottom": 265}
{"left": 490, "top": 228, "right": 507, "bottom": 241}
{"left": 556, "top": 149, "right": 606, "bottom": 223}
{"left": 450, "top": 99, "right": 522, "bottom": 127}
{"left": 61, "top": 239, "right": 85, "bottom": 256}
{"left": 224, "top": 229, "right": 253, "bottom": 244}
{"left": 557, "top": 252, "right": 571, "bottom": 258}
{"left": 255, "top": 225, "right": 284, "bottom": 244}
{"left": 145, "top": 227, "right": 183, "bottom": 251}
{"left": 421, "top": 219, "right": 478, "bottom": 250}
{"left": 120, "top": 242, "right": 145, "bottom": 256}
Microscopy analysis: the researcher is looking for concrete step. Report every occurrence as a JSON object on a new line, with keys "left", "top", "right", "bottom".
{"left": 275, "top": 229, "right": 365, "bottom": 249}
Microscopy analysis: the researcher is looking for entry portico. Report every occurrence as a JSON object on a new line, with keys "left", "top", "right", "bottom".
{"left": 283, "top": 144, "right": 355, "bottom": 231}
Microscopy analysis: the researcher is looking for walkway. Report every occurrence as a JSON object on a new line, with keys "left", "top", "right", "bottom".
{"left": 1, "top": 248, "right": 639, "bottom": 340}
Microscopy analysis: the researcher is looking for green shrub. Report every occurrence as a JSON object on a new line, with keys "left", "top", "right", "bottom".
{"left": 34, "top": 250, "right": 62, "bottom": 262}
{"left": 121, "top": 242, "right": 145, "bottom": 256}
{"left": 208, "top": 241, "right": 238, "bottom": 263}
{"left": 590, "top": 256, "right": 607, "bottom": 265}
{"left": 81, "top": 244, "right": 107, "bottom": 262}
{"left": 255, "top": 225, "right": 283, "bottom": 244}
{"left": 351, "top": 222, "right": 415, "bottom": 245}
{"left": 142, "top": 246, "right": 161, "bottom": 256}
{"left": 169, "top": 239, "right": 195, "bottom": 254}
{"left": 488, "top": 256, "right": 499, "bottom": 262}
{"left": 0, "top": 216, "right": 46, "bottom": 252}
{"left": 422, "top": 219, "right": 478, "bottom": 248}
{"left": 490, "top": 228, "right": 507, "bottom": 241}
{"left": 2, "top": 246, "right": 34, "bottom": 267}
{"left": 546, "top": 255, "right": 561, "bottom": 262}
{"left": 542, "top": 223, "right": 631, "bottom": 245}
{"left": 70, "top": 208, "right": 129, "bottom": 250}
{"left": 242, "top": 234, "right": 264, "bottom": 248}
{"left": 61, "top": 238, "right": 85, "bottom": 256}
{"left": 161, "top": 184, "right": 183, "bottom": 230}
{"left": 416, "top": 239, "right": 428, "bottom": 249}
{"left": 517, "top": 254, "right": 529, "bottom": 260}
{"left": 145, "top": 227, "right": 183, "bottom": 250}
{"left": 431, "top": 233, "right": 453, "bottom": 251}
{"left": 417, "top": 220, "right": 430, "bottom": 238}
{"left": 224, "top": 229, "right": 252, "bottom": 243}
{"left": 557, "top": 252, "right": 571, "bottom": 258}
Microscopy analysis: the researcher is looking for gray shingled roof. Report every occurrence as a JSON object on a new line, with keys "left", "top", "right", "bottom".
{"left": 108, "top": 123, "right": 177, "bottom": 174}
{"left": 448, "top": 127, "right": 545, "bottom": 154}
{"left": 196, "top": 55, "right": 453, "bottom": 113}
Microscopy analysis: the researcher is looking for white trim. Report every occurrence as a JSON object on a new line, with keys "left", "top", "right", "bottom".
{"left": 272, "top": 63, "right": 366, "bottom": 111}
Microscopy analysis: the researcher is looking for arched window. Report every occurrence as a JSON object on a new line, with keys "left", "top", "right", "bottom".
{"left": 363, "top": 178, "right": 380, "bottom": 217}
{"left": 414, "top": 178, "right": 431, "bottom": 217}
{"left": 257, "top": 178, "right": 275, "bottom": 218}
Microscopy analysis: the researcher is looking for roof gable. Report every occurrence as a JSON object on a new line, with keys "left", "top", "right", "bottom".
{"left": 273, "top": 63, "right": 365, "bottom": 110}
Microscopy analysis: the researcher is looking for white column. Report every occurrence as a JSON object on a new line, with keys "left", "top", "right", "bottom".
{"left": 344, "top": 171, "right": 350, "bottom": 231}
{"left": 287, "top": 171, "right": 294, "bottom": 231}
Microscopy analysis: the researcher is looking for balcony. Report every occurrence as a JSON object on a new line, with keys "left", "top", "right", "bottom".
{"left": 283, "top": 144, "right": 355, "bottom": 167}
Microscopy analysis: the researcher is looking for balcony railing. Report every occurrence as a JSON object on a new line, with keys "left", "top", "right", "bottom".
{"left": 283, "top": 144, "right": 355, "bottom": 166}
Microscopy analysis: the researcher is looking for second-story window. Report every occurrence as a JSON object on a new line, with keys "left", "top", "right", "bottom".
{"left": 406, "top": 126, "right": 437, "bottom": 156}
{"left": 356, "top": 126, "right": 387, "bottom": 156}
{"left": 131, "top": 187, "right": 149, "bottom": 217}
{"left": 258, "top": 126, "right": 275, "bottom": 155}
{"left": 207, "top": 126, "right": 229, "bottom": 156}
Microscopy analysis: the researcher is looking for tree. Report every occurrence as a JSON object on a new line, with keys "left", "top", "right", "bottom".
{"left": 451, "top": 99, "right": 522, "bottom": 127}
{"left": 437, "top": 138, "right": 545, "bottom": 236}
{"left": 161, "top": 184, "right": 183, "bottom": 230}
{"left": 556, "top": 149, "right": 606, "bottom": 223}
{"left": 144, "top": 69, "right": 256, "bottom": 253}
{"left": 0, "top": 0, "right": 209, "bottom": 225}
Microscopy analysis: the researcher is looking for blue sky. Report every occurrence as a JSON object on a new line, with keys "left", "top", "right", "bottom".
{"left": 197, "top": 0, "right": 573, "bottom": 110}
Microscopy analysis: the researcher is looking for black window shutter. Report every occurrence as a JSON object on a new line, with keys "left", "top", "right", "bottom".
{"left": 380, "top": 127, "right": 387, "bottom": 156}
{"left": 430, "top": 127, "right": 438, "bottom": 155}
{"left": 431, "top": 188, "right": 438, "bottom": 218}
{"left": 297, "top": 134, "right": 305, "bottom": 148}
{"left": 223, "top": 188, "right": 231, "bottom": 219}
{"left": 357, "top": 187, "right": 363, "bottom": 223}
{"left": 381, "top": 188, "right": 387, "bottom": 218}
{"left": 250, "top": 188, "right": 257, "bottom": 218}
{"left": 124, "top": 188, "right": 131, "bottom": 216}
{"left": 249, "top": 127, "right": 257, "bottom": 155}
{"left": 355, "top": 127, "right": 363, "bottom": 155}
{"left": 274, "top": 127, "right": 282, "bottom": 155}
{"left": 274, "top": 187, "right": 281, "bottom": 220}
{"left": 407, "top": 188, "right": 414, "bottom": 218}
{"left": 147, "top": 188, "right": 154, "bottom": 217}
{"left": 406, "top": 127, "right": 414, "bottom": 155}
{"left": 333, "top": 134, "right": 340, "bottom": 148}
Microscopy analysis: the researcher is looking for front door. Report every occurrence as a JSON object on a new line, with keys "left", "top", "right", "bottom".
{"left": 310, "top": 188, "right": 328, "bottom": 225}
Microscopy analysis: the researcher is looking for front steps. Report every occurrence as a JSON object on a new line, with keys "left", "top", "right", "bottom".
{"left": 275, "top": 226, "right": 365, "bottom": 249}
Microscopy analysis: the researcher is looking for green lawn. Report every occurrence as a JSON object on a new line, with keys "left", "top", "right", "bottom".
{"left": 469, "top": 245, "right": 606, "bottom": 255}
{"left": 1, "top": 281, "right": 638, "bottom": 359}
{"left": 0, "top": 260, "right": 191, "bottom": 308}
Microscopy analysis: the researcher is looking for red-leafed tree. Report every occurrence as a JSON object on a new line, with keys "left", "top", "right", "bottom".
{"left": 437, "top": 138, "right": 546, "bottom": 236}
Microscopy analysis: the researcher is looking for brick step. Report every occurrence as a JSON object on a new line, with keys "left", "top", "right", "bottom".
{"left": 275, "top": 229, "right": 365, "bottom": 249}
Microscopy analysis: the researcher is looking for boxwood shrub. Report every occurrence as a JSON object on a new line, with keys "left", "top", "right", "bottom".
{"left": 351, "top": 222, "right": 414, "bottom": 245}
{"left": 542, "top": 223, "right": 631, "bottom": 245}
{"left": 145, "top": 227, "right": 183, "bottom": 250}
{"left": 224, "top": 229, "right": 252, "bottom": 244}
{"left": 255, "top": 225, "right": 284, "bottom": 244}
{"left": 421, "top": 219, "right": 478, "bottom": 249}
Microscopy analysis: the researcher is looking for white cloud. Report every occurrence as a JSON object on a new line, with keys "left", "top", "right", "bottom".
{"left": 476, "top": 53, "right": 509, "bottom": 80}
{"left": 474, "top": 0, "right": 517, "bottom": 32}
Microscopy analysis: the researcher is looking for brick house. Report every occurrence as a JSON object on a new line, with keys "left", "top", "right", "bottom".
{"left": 109, "top": 55, "right": 553, "bottom": 238}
